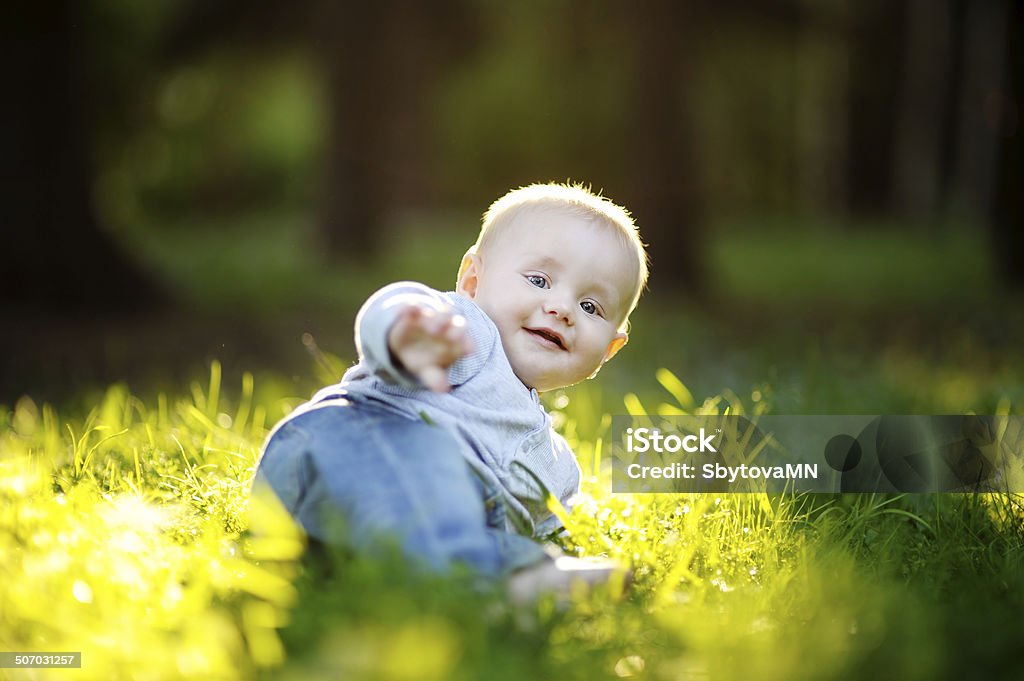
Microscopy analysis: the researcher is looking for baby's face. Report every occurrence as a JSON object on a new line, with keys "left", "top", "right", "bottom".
{"left": 458, "top": 209, "right": 636, "bottom": 392}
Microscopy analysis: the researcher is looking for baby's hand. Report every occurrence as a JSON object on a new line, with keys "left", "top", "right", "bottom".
{"left": 387, "top": 304, "right": 472, "bottom": 392}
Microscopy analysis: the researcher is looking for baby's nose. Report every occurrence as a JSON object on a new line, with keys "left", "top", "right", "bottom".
{"left": 544, "top": 298, "right": 574, "bottom": 323}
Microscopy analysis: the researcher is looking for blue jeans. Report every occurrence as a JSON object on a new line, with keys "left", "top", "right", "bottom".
{"left": 253, "top": 390, "right": 548, "bottom": 577}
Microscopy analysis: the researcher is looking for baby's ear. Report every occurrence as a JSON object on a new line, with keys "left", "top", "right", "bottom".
{"left": 603, "top": 332, "right": 628, "bottom": 364}
{"left": 456, "top": 251, "right": 482, "bottom": 298}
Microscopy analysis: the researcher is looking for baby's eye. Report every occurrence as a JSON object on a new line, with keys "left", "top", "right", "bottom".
{"left": 580, "top": 301, "right": 600, "bottom": 316}
{"left": 526, "top": 274, "right": 548, "bottom": 289}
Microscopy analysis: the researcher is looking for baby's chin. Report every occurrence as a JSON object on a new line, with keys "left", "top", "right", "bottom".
{"left": 510, "top": 365, "right": 550, "bottom": 393}
{"left": 509, "top": 365, "right": 588, "bottom": 394}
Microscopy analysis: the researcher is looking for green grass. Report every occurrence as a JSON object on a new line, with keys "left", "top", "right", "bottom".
{"left": 6, "top": 214, "right": 1024, "bottom": 678}
{"left": 2, "top": 363, "right": 1023, "bottom": 680}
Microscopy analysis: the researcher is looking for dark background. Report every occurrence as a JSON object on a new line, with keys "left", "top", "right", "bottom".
{"left": 2, "top": 0, "right": 1021, "bottom": 409}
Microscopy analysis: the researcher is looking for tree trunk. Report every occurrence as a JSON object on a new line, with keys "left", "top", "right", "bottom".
{"left": 795, "top": 10, "right": 850, "bottom": 218}
{"left": 991, "top": 0, "right": 1023, "bottom": 288}
{"left": 622, "top": 0, "right": 705, "bottom": 296}
{"left": 892, "top": 0, "right": 954, "bottom": 221}
{"left": 316, "top": 2, "right": 390, "bottom": 258}
{"left": 316, "top": 0, "right": 466, "bottom": 260}
{"left": 949, "top": 0, "right": 1007, "bottom": 217}
{"left": 844, "top": 0, "right": 906, "bottom": 217}
{"left": 1, "top": 2, "right": 165, "bottom": 313}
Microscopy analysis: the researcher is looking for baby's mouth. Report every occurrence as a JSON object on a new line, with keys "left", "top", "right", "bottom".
{"left": 526, "top": 327, "right": 567, "bottom": 351}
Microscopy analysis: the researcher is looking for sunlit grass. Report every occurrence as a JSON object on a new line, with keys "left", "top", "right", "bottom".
{"left": 1, "top": 364, "right": 1023, "bottom": 680}
{"left": 0, "top": 365, "right": 304, "bottom": 680}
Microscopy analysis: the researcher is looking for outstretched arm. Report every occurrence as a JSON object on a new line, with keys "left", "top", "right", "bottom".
{"left": 355, "top": 282, "right": 472, "bottom": 392}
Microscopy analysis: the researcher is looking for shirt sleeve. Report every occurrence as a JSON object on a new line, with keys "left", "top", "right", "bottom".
{"left": 354, "top": 281, "right": 454, "bottom": 389}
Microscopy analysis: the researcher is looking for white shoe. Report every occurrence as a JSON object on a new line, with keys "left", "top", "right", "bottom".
{"left": 506, "top": 556, "right": 631, "bottom": 604}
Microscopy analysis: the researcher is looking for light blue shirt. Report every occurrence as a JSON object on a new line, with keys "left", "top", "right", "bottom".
{"left": 338, "top": 281, "right": 581, "bottom": 537}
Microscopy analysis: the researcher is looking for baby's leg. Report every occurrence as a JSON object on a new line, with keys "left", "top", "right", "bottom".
{"left": 253, "top": 396, "right": 547, "bottom": 577}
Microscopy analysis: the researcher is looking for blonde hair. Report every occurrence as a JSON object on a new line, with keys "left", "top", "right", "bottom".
{"left": 466, "top": 182, "right": 649, "bottom": 329}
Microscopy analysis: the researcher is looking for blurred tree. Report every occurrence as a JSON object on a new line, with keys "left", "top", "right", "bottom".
{"left": 843, "top": 0, "right": 905, "bottom": 217}
{"left": 162, "top": 0, "right": 477, "bottom": 259}
{"left": 620, "top": 0, "right": 706, "bottom": 295}
{"left": 794, "top": 3, "right": 849, "bottom": 217}
{"left": 991, "top": 0, "right": 1022, "bottom": 288}
{"left": 314, "top": 1, "right": 477, "bottom": 257}
{"left": 892, "top": 0, "right": 955, "bottom": 219}
{"left": 937, "top": 0, "right": 1020, "bottom": 288}
{"left": 1, "top": 2, "right": 166, "bottom": 312}
{"left": 949, "top": 0, "right": 1007, "bottom": 221}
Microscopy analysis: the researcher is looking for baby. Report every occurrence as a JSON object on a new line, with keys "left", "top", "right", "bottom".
{"left": 254, "top": 182, "right": 648, "bottom": 591}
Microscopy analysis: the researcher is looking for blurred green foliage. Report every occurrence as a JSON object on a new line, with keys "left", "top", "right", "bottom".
{"left": 84, "top": 1, "right": 877, "bottom": 233}
{"left": 96, "top": 54, "right": 325, "bottom": 232}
